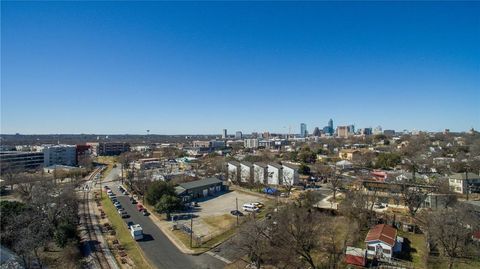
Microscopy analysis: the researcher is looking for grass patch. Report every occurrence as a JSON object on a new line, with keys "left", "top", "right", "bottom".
{"left": 101, "top": 194, "right": 152, "bottom": 269}
{"left": 397, "top": 230, "right": 427, "bottom": 269}
{"left": 203, "top": 214, "right": 236, "bottom": 230}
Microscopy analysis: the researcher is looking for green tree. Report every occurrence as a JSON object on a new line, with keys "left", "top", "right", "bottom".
{"left": 155, "top": 195, "right": 181, "bottom": 220}
{"left": 54, "top": 222, "right": 77, "bottom": 248}
{"left": 375, "top": 153, "right": 401, "bottom": 169}
{"left": 298, "top": 163, "right": 311, "bottom": 175}
{"left": 145, "top": 181, "right": 176, "bottom": 206}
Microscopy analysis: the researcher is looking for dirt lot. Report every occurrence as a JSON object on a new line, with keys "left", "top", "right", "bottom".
{"left": 173, "top": 190, "right": 268, "bottom": 238}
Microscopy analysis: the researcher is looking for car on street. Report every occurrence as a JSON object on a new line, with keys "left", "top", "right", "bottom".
{"left": 121, "top": 211, "right": 130, "bottom": 218}
{"left": 127, "top": 221, "right": 135, "bottom": 229}
{"left": 130, "top": 198, "right": 137, "bottom": 204}
{"left": 118, "top": 208, "right": 125, "bottom": 214}
{"left": 137, "top": 204, "right": 144, "bottom": 212}
{"left": 142, "top": 210, "right": 150, "bottom": 216}
{"left": 230, "top": 210, "right": 244, "bottom": 216}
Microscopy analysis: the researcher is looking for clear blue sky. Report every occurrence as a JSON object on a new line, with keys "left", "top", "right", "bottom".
{"left": 1, "top": 1, "right": 479, "bottom": 135}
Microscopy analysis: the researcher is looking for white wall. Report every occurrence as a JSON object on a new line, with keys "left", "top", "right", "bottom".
{"left": 267, "top": 165, "right": 281, "bottom": 185}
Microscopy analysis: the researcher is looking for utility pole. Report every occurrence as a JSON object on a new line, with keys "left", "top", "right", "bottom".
{"left": 190, "top": 214, "right": 193, "bottom": 248}
{"left": 236, "top": 197, "right": 239, "bottom": 226}
{"left": 465, "top": 169, "right": 470, "bottom": 201}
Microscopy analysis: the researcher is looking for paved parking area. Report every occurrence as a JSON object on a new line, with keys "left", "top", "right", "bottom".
{"left": 174, "top": 190, "right": 268, "bottom": 237}
{"left": 196, "top": 190, "right": 268, "bottom": 217}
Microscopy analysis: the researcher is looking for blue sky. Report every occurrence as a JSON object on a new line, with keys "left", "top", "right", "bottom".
{"left": 1, "top": 1, "right": 479, "bottom": 134}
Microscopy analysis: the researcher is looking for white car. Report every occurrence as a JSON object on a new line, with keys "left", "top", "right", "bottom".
{"left": 242, "top": 203, "right": 259, "bottom": 212}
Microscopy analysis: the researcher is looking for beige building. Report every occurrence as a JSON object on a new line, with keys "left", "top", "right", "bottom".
{"left": 337, "top": 126, "right": 349, "bottom": 138}
{"left": 339, "top": 149, "right": 361, "bottom": 161}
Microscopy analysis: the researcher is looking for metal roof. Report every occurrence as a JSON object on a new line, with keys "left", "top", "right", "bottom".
{"left": 179, "top": 177, "right": 222, "bottom": 190}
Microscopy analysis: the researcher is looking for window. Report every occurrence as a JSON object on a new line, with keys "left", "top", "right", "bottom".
{"left": 383, "top": 249, "right": 391, "bottom": 254}
{"left": 368, "top": 246, "right": 375, "bottom": 251}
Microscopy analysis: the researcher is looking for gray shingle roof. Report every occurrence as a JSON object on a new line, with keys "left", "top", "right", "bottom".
{"left": 282, "top": 163, "right": 299, "bottom": 170}
{"left": 178, "top": 177, "right": 222, "bottom": 190}
{"left": 449, "top": 172, "right": 480, "bottom": 180}
{"left": 268, "top": 163, "right": 283, "bottom": 169}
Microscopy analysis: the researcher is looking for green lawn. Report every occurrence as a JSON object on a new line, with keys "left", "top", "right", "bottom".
{"left": 101, "top": 194, "right": 153, "bottom": 269}
{"left": 398, "top": 230, "right": 428, "bottom": 269}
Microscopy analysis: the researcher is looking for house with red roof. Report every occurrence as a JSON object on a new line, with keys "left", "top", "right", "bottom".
{"left": 344, "top": 246, "right": 366, "bottom": 267}
{"left": 365, "top": 224, "right": 403, "bottom": 259}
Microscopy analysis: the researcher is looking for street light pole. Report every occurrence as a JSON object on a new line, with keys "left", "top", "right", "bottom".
{"left": 236, "top": 197, "right": 239, "bottom": 226}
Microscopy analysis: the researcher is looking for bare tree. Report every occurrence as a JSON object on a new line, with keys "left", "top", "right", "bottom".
{"left": 235, "top": 217, "right": 272, "bottom": 269}
{"left": 423, "top": 204, "right": 480, "bottom": 269}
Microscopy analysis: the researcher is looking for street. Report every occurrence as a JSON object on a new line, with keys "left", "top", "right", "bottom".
{"left": 104, "top": 166, "right": 226, "bottom": 269}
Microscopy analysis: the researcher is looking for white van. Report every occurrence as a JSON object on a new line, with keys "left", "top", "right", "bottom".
{"left": 242, "top": 204, "right": 259, "bottom": 212}
{"left": 130, "top": 224, "right": 143, "bottom": 241}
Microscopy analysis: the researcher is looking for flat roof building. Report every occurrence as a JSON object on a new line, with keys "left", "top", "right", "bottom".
{"left": 0, "top": 151, "right": 44, "bottom": 172}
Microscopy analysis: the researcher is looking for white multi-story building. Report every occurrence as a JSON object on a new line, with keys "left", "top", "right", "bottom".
{"left": 42, "top": 145, "right": 77, "bottom": 167}
{"left": 253, "top": 163, "right": 268, "bottom": 184}
{"left": 267, "top": 163, "right": 283, "bottom": 185}
{"left": 244, "top": 138, "right": 259, "bottom": 149}
{"left": 448, "top": 172, "right": 480, "bottom": 194}
{"left": 282, "top": 163, "right": 299, "bottom": 186}
{"left": 240, "top": 162, "right": 253, "bottom": 183}
{"left": 227, "top": 161, "right": 240, "bottom": 182}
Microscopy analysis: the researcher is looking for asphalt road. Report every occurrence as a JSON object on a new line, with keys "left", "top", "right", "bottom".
{"left": 106, "top": 172, "right": 225, "bottom": 269}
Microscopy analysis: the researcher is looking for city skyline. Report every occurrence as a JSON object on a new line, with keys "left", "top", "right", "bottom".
{"left": 2, "top": 1, "right": 479, "bottom": 134}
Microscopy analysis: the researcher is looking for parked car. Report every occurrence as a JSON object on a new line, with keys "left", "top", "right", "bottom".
{"left": 130, "top": 198, "right": 137, "bottom": 204}
{"left": 118, "top": 208, "right": 125, "bottom": 214}
{"left": 121, "top": 211, "right": 130, "bottom": 218}
{"left": 136, "top": 204, "right": 144, "bottom": 212}
{"left": 114, "top": 201, "right": 121, "bottom": 206}
{"left": 251, "top": 202, "right": 264, "bottom": 208}
{"left": 104, "top": 186, "right": 109, "bottom": 190}
{"left": 142, "top": 210, "right": 150, "bottom": 216}
{"left": 127, "top": 221, "right": 135, "bottom": 229}
{"left": 230, "top": 210, "right": 244, "bottom": 216}
{"left": 242, "top": 204, "right": 259, "bottom": 212}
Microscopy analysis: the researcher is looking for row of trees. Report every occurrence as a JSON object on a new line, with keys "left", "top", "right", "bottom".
{"left": 0, "top": 180, "right": 79, "bottom": 268}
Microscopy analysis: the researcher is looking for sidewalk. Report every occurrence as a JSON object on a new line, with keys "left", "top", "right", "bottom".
{"left": 89, "top": 190, "right": 120, "bottom": 269}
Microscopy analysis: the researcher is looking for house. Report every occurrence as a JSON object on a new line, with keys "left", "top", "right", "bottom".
{"left": 336, "top": 160, "right": 353, "bottom": 170}
{"left": 365, "top": 224, "right": 402, "bottom": 259}
{"left": 282, "top": 163, "right": 299, "bottom": 186}
{"left": 448, "top": 172, "right": 480, "bottom": 194}
{"left": 175, "top": 177, "right": 227, "bottom": 202}
{"left": 253, "top": 163, "right": 268, "bottom": 184}
{"left": 339, "top": 149, "right": 361, "bottom": 161}
{"left": 344, "top": 246, "right": 366, "bottom": 267}
{"left": 227, "top": 161, "right": 241, "bottom": 182}
{"left": 267, "top": 163, "right": 283, "bottom": 185}
{"left": 240, "top": 162, "right": 254, "bottom": 183}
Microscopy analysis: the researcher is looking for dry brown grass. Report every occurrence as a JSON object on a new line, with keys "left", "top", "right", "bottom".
{"left": 203, "top": 214, "right": 236, "bottom": 230}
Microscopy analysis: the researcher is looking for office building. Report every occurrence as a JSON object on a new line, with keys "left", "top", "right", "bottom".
{"left": 336, "top": 126, "right": 349, "bottom": 138}
{"left": 374, "top": 126, "right": 383, "bottom": 135}
{"left": 328, "top": 119, "right": 334, "bottom": 135}
{"left": 91, "top": 142, "right": 131, "bottom": 156}
{"left": 0, "top": 151, "right": 44, "bottom": 172}
{"left": 43, "top": 145, "right": 77, "bottom": 167}
{"left": 235, "top": 131, "right": 243, "bottom": 139}
{"left": 384, "top": 130, "right": 395, "bottom": 136}
{"left": 222, "top": 129, "right": 227, "bottom": 139}
{"left": 300, "top": 123, "right": 307, "bottom": 138}
{"left": 244, "top": 138, "right": 259, "bottom": 149}
{"left": 347, "top": 125, "right": 355, "bottom": 135}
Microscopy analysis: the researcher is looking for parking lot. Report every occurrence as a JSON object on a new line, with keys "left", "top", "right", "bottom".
{"left": 173, "top": 190, "right": 269, "bottom": 238}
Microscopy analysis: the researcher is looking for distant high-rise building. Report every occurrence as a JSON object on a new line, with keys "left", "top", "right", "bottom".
{"left": 362, "top": 128, "right": 373, "bottom": 136}
{"left": 313, "top": 127, "right": 321, "bottom": 137}
{"left": 337, "top": 126, "right": 349, "bottom": 138}
{"left": 222, "top": 129, "right": 227, "bottom": 139}
{"left": 300, "top": 123, "right": 307, "bottom": 138}
{"left": 383, "top": 130, "right": 395, "bottom": 136}
{"left": 328, "top": 119, "right": 334, "bottom": 134}
{"left": 251, "top": 132, "right": 258, "bottom": 138}
{"left": 347, "top": 125, "right": 355, "bottom": 134}
{"left": 235, "top": 131, "right": 243, "bottom": 139}
{"left": 374, "top": 126, "right": 383, "bottom": 135}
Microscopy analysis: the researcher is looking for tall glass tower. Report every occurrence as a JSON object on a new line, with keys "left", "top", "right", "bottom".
{"left": 328, "top": 119, "right": 334, "bottom": 135}
{"left": 300, "top": 123, "right": 307, "bottom": 138}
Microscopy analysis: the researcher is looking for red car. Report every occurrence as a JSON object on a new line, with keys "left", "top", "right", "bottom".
{"left": 136, "top": 204, "right": 144, "bottom": 212}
